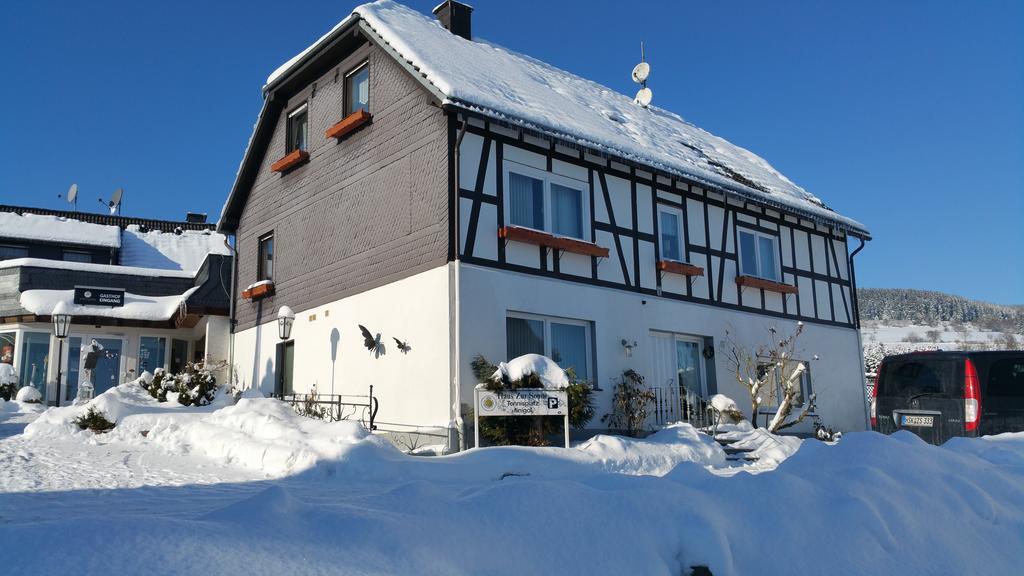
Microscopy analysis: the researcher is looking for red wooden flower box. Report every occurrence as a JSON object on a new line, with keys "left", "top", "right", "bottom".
{"left": 499, "top": 226, "right": 609, "bottom": 258}
{"left": 325, "top": 109, "right": 373, "bottom": 140}
{"left": 270, "top": 149, "right": 309, "bottom": 173}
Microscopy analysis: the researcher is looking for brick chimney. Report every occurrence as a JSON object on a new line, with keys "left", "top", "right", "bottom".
{"left": 433, "top": 1, "right": 473, "bottom": 41}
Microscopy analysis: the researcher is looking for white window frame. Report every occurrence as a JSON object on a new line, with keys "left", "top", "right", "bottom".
{"left": 737, "top": 228, "right": 781, "bottom": 281}
{"left": 344, "top": 61, "right": 370, "bottom": 116}
{"left": 506, "top": 311, "right": 593, "bottom": 381}
{"left": 503, "top": 161, "right": 590, "bottom": 240}
{"left": 657, "top": 205, "right": 686, "bottom": 263}
{"left": 286, "top": 103, "right": 309, "bottom": 153}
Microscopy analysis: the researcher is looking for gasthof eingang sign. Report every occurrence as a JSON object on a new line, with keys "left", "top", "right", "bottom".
{"left": 474, "top": 388, "right": 570, "bottom": 448}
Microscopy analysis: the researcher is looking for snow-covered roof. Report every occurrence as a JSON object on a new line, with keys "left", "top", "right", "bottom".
{"left": 0, "top": 258, "right": 196, "bottom": 279}
{"left": 120, "top": 225, "right": 230, "bottom": 273}
{"left": 19, "top": 288, "right": 198, "bottom": 322}
{"left": 263, "top": 0, "right": 867, "bottom": 235}
{"left": 0, "top": 212, "right": 121, "bottom": 249}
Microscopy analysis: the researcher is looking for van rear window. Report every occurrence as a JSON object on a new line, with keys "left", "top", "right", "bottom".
{"left": 986, "top": 358, "right": 1024, "bottom": 398}
{"left": 880, "top": 359, "right": 960, "bottom": 398}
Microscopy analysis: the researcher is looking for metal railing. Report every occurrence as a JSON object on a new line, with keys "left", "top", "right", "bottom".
{"left": 281, "top": 385, "right": 379, "bottom": 431}
{"left": 651, "top": 385, "right": 721, "bottom": 435}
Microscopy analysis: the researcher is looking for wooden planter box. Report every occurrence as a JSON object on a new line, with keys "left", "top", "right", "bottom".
{"left": 242, "top": 281, "right": 275, "bottom": 301}
{"left": 499, "top": 226, "right": 609, "bottom": 258}
{"left": 271, "top": 149, "right": 309, "bottom": 173}
{"left": 325, "top": 109, "right": 373, "bottom": 140}
{"left": 735, "top": 275, "right": 798, "bottom": 294}
{"left": 657, "top": 260, "right": 705, "bottom": 277}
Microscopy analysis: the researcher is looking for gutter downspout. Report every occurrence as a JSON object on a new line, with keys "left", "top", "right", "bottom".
{"left": 450, "top": 113, "right": 469, "bottom": 453}
{"left": 225, "top": 235, "right": 239, "bottom": 391}
{"left": 847, "top": 235, "right": 869, "bottom": 430}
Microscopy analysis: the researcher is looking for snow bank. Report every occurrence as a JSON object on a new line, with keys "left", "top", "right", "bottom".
{"left": 120, "top": 225, "right": 230, "bottom": 272}
{"left": 19, "top": 288, "right": 197, "bottom": 321}
{"left": 0, "top": 211, "right": 121, "bottom": 248}
{"left": 264, "top": 1, "right": 866, "bottom": 233}
{"left": 489, "top": 354, "right": 569, "bottom": 387}
{"left": 24, "top": 382, "right": 172, "bottom": 439}
{"left": 14, "top": 386, "right": 41, "bottom": 403}
{"left": 576, "top": 423, "right": 726, "bottom": 474}
{"left": 715, "top": 421, "right": 803, "bottom": 471}
{"left": 136, "top": 398, "right": 369, "bottom": 477}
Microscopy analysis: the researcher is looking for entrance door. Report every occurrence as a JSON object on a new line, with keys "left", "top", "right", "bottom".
{"left": 650, "top": 332, "right": 708, "bottom": 424}
{"left": 170, "top": 339, "right": 189, "bottom": 373}
{"left": 63, "top": 336, "right": 124, "bottom": 400}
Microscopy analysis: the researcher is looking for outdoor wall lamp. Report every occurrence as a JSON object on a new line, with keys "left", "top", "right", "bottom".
{"left": 621, "top": 339, "right": 638, "bottom": 358}
{"left": 278, "top": 305, "right": 295, "bottom": 341}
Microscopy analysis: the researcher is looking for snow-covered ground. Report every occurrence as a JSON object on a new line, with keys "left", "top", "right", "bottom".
{"left": 1, "top": 387, "right": 1021, "bottom": 575}
{"left": 861, "top": 321, "right": 1019, "bottom": 349}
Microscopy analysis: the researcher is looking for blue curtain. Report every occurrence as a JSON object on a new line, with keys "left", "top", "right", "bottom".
{"left": 550, "top": 322, "right": 588, "bottom": 380}
{"left": 660, "top": 211, "right": 681, "bottom": 261}
{"left": 506, "top": 317, "right": 544, "bottom": 359}
{"left": 758, "top": 235, "right": 778, "bottom": 280}
{"left": 551, "top": 183, "right": 583, "bottom": 238}
{"left": 509, "top": 173, "right": 544, "bottom": 229}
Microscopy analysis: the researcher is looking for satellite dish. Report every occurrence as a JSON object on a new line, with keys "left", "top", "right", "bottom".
{"left": 109, "top": 187, "right": 123, "bottom": 214}
{"left": 631, "top": 62, "right": 650, "bottom": 84}
{"left": 67, "top": 184, "right": 78, "bottom": 204}
{"left": 634, "top": 87, "right": 652, "bottom": 108}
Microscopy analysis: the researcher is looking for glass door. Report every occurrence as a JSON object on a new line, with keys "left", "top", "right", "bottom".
{"left": 675, "top": 337, "right": 706, "bottom": 398}
{"left": 66, "top": 336, "right": 124, "bottom": 400}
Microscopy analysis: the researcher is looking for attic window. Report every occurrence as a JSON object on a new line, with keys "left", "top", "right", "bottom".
{"left": 345, "top": 62, "right": 369, "bottom": 116}
{"left": 0, "top": 245, "right": 28, "bottom": 260}
{"left": 286, "top": 104, "right": 309, "bottom": 153}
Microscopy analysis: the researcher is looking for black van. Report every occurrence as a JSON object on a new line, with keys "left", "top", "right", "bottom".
{"left": 871, "top": 350, "right": 1024, "bottom": 444}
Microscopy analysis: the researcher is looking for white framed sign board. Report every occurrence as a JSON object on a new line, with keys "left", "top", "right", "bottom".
{"left": 474, "top": 388, "right": 571, "bottom": 448}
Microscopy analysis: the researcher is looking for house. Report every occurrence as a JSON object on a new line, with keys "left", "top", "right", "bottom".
{"left": 0, "top": 205, "right": 232, "bottom": 404}
{"left": 218, "top": 1, "right": 871, "bottom": 449}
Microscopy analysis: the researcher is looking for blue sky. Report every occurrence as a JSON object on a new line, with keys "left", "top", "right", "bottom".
{"left": 1, "top": 1, "right": 1020, "bottom": 304}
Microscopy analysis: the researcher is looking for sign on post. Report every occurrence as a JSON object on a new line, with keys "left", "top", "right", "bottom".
{"left": 474, "top": 388, "right": 571, "bottom": 448}
{"left": 73, "top": 287, "right": 125, "bottom": 307}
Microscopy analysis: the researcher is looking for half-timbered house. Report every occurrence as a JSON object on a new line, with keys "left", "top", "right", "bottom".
{"left": 218, "top": 0, "right": 871, "bottom": 449}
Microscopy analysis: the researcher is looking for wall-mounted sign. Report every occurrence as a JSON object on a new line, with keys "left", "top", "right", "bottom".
{"left": 474, "top": 388, "right": 571, "bottom": 448}
{"left": 73, "top": 287, "right": 125, "bottom": 307}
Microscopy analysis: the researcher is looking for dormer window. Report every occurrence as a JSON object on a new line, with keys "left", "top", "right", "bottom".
{"left": 0, "top": 245, "right": 27, "bottom": 260}
{"left": 345, "top": 62, "right": 369, "bottom": 116}
{"left": 286, "top": 104, "right": 308, "bottom": 153}
{"left": 63, "top": 250, "right": 92, "bottom": 263}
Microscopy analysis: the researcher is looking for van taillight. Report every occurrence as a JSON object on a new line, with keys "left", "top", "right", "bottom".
{"left": 870, "top": 364, "right": 881, "bottom": 428}
{"left": 964, "top": 359, "right": 981, "bottom": 432}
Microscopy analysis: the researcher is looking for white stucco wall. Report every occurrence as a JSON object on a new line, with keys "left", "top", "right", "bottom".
{"left": 232, "top": 265, "right": 452, "bottom": 433}
{"left": 457, "top": 264, "right": 868, "bottom": 433}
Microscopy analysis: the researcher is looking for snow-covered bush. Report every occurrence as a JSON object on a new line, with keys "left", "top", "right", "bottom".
{"left": 137, "top": 362, "right": 224, "bottom": 407}
{"left": 472, "top": 354, "right": 593, "bottom": 447}
{"left": 15, "top": 386, "right": 42, "bottom": 403}
{"left": 723, "top": 323, "right": 816, "bottom": 433}
{"left": 601, "top": 369, "right": 656, "bottom": 437}
{"left": 0, "top": 363, "right": 18, "bottom": 401}
{"left": 73, "top": 407, "right": 115, "bottom": 433}
{"left": 710, "top": 394, "right": 744, "bottom": 424}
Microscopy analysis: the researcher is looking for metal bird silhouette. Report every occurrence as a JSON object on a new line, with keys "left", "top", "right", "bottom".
{"left": 393, "top": 337, "right": 411, "bottom": 354}
{"left": 359, "top": 325, "right": 385, "bottom": 358}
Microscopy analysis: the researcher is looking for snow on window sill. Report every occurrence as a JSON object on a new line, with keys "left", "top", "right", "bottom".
{"left": 242, "top": 280, "right": 275, "bottom": 301}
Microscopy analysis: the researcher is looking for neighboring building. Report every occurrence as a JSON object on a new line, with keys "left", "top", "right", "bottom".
{"left": 0, "top": 205, "right": 232, "bottom": 404}
{"left": 218, "top": 1, "right": 872, "bottom": 449}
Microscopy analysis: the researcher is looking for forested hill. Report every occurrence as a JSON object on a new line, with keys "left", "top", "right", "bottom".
{"left": 858, "top": 288, "right": 1024, "bottom": 333}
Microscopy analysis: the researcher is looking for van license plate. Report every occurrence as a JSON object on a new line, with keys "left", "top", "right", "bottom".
{"left": 901, "top": 415, "right": 934, "bottom": 427}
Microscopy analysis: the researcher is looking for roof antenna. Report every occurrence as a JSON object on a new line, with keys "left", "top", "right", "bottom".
{"left": 97, "top": 187, "right": 124, "bottom": 215}
{"left": 58, "top": 183, "right": 78, "bottom": 212}
{"left": 632, "top": 41, "right": 652, "bottom": 108}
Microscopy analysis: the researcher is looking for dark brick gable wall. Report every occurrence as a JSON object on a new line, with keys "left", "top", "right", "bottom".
{"left": 234, "top": 42, "right": 449, "bottom": 331}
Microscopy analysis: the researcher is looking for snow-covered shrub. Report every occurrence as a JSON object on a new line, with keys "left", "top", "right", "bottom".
{"left": 0, "top": 363, "right": 18, "bottom": 401}
{"left": 723, "top": 323, "right": 816, "bottom": 433}
{"left": 601, "top": 369, "right": 656, "bottom": 437}
{"left": 15, "top": 386, "right": 42, "bottom": 403}
{"left": 472, "top": 354, "right": 593, "bottom": 447}
{"left": 137, "top": 362, "right": 224, "bottom": 407}
{"left": 710, "top": 394, "right": 744, "bottom": 424}
{"left": 813, "top": 418, "right": 842, "bottom": 442}
{"left": 73, "top": 407, "right": 115, "bottom": 433}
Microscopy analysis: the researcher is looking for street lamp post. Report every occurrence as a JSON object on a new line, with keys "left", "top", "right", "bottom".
{"left": 51, "top": 302, "right": 72, "bottom": 407}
